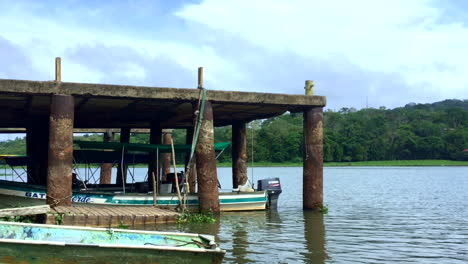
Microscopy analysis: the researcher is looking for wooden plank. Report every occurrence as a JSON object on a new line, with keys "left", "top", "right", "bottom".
{"left": 0, "top": 205, "right": 50, "bottom": 217}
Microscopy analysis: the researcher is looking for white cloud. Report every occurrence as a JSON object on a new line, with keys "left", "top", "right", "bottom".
{"left": 176, "top": 0, "right": 468, "bottom": 102}
{"left": 0, "top": 0, "right": 468, "bottom": 111}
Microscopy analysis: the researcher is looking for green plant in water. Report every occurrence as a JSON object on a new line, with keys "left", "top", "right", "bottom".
{"left": 0, "top": 215, "right": 35, "bottom": 223}
{"left": 319, "top": 205, "right": 329, "bottom": 214}
{"left": 55, "top": 213, "right": 64, "bottom": 225}
{"left": 177, "top": 211, "right": 217, "bottom": 224}
{"left": 117, "top": 220, "right": 129, "bottom": 229}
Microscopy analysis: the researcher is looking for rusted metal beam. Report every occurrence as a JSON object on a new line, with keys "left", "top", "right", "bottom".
{"left": 162, "top": 129, "right": 173, "bottom": 181}
{"left": 116, "top": 127, "right": 131, "bottom": 186}
{"left": 185, "top": 127, "right": 197, "bottom": 194}
{"left": 46, "top": 94, "right": 74, "bottom": 207}
{"left": 232, "top": 121, "right": 248, "bottom": 188}
{"left": 195, "top": 101, "right": 220, "bottom": 212}
{"left": 303, "top": 106, "right": 323, "bottom": 210}
{"left": 99, "top": 130, "right": 114, "bottom": 184}
{"left": 148, "top": 123, "right": 162, "bottom": 187}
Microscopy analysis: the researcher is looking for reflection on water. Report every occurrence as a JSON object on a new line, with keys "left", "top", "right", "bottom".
{"left": 303, "top": 211, "right": 327, "bottom": 263}
{"left": 1, "top": 167, "right": 468, "bottom": 263}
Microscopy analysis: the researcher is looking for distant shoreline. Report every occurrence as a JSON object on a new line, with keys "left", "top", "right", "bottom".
{"left": 216, "top": 160, "right": 468, "bottom": 167}
{"left": 1, "top": 160, "right": 467, "bottom": 170}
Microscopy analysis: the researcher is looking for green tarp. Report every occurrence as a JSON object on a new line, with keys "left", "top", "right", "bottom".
{"left": 74, "top": 141, "right": 230, "bottom": 153}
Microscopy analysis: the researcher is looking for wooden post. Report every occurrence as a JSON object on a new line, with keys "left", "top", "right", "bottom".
{"left": 198, "top": 67, "right": 203, "bottom": 89}
{"left": 116, "top": 127, "right": 130, "bottom": 186}
{"left": 55, "top": 57, "right": 61, "bottom": 82}
{"left": 162, "top": 129, "right": 173, "bottom": 181}
{"left": 100, "top": 129, "right": 114, "bottom": 184}
{"left": 195, "top": 101, "right": 220, "bottom": 212}
{"left": 185, "top": 127, "right": 197, "bottom": 193}
{"left": 47, "top": 94, "right": 74, "bottom": 207}
{"left": 232, "top": 121, "right": 248, "bottom": 188}
{"left": 305, "top": 80, "right": 314, "bottom": 96}
{"left": 303, "top": 80, "right": 323, "bottom": 210}
{"left": 148, "top": 123, "right": 162, "bottom": 188}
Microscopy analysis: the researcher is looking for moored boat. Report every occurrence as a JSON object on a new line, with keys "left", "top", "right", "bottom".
{"left": 0, "top": 221, "right": 225, "bottom": 264}
{"left": 0, "top": 179, "right": 268, "bottom": 211}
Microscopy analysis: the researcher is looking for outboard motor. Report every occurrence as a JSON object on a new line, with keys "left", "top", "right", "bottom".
{"left": 257, "top": 178, "right": 282, "bottom": 209}
{"left": 165, "top": 171, "right": 185, "bottom": 193}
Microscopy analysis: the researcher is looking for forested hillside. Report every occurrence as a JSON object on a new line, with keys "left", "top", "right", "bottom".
{"left": 1, "top": 99, "right": 467, "bottom": 162}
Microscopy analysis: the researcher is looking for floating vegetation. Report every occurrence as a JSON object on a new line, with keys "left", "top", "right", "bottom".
{"left": 177, "top": 211, "right": 217, "bottom": 224}
{"left": 319, "top": 205, "right": 329, "bottom": 214}
{"left": 0, "top": 215, "right": 36, "bottom": 223}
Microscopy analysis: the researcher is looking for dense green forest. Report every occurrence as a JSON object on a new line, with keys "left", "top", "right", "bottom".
{"left": 1, "top": 99, "right": 467, "bottom": 162}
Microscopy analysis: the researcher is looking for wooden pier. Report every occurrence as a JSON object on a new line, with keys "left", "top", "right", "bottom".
{"left": 0, "top": 57, "right": 326, "bottom": 212}
{"left": 45, "top": 206, "right": 180, "bottom": 228}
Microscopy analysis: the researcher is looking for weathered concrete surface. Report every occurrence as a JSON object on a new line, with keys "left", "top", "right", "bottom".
{"left": 99, "top": 130, "right": 114, "bottom": 184}
{"left": 116, "top": 127, "right": 130, "bottom": 186}
{"left": 0, "top": 79, "right": 326, "bottom": 106}
{"left": 46, "top": 94, "right": 74, "bottom": 207}
{"left": 0, "top": 79, "right": 326, "bottom": 129}
{"left": 195, "top": 101, "right": 220, "bottom": 212}
{"left": 232, "top": 122, "right": 248, "bottom": 188}
{"left": 148, "top": 123, "right": 162, "bottom": 187}
{"left": 162, "top": 129, "right": 172, "bottom": 181}
{"left": 303, "top": 107, "right": 324, "bottom": 210}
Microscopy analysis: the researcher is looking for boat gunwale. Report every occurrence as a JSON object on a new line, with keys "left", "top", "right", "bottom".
{"left": 0, "top": 221, "right": 225, "bottom": 254}
{"left": 0, "top": 221, "right": 198, "bottom": 238}
{"left": 0, "top": 179, "right": 267, "bottom": 197}
{"left": 0, "top": 238, "right": 225, "bottom": 254}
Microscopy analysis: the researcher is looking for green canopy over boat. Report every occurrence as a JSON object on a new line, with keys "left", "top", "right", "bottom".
{"left": 74, "top": 140, "right": 230, "bottom": 153}
{"left": 0, "top": 142, "right": 231, "bottom": 166}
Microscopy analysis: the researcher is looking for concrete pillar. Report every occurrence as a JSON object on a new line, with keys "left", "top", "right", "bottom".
{"left": 26, "top": 117, "right": 49, "bottom": 185}
{"left": 99, "top": 130, "right": 114, "bottom": 184}
{"left": 303, "top": 80, "right": 324, "bottom": 210}
{"left": 161, "top": 129, "right": 173, "bottom": 181}
{"left": 46, "top": 94, "right": 74, "bottom": 207}
{"left": 116, "top": 127, "right": 130, "bottom": 186}
{"left": 185, "top": 127, "right": 197, "bottom": 193}
{"left": 148, "top": 123, "right": 162, "bottom": 186}
{"left": 195, "top": 101, "right": 220, "bottom": 212}
{"left": 232, "top": 121, "right": 248, "bottom": 188}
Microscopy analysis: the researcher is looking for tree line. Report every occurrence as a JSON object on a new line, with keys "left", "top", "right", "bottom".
{"left": 1, "top": 99, "right": 467, "bottom": 162}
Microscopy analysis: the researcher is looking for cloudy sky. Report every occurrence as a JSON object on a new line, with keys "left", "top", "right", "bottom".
{"left": 1, "top": 0, "right": 468, "bottom": 112}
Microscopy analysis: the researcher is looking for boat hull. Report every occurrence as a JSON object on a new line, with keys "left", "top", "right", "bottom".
{"left": 0, "top": 221, "right": 224, "bottom": 264}
{"left": 0, "top": 242, "right": 223, "bottom": 264}
{"left": 0, "top": 180, "right": 267, "bottom": 212}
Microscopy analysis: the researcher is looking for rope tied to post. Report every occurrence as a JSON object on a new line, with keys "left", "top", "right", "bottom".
{"left": 46, "top": 194, "right": 73, "bottom": 207}
{"left": 180, "top": 88, "right": 207, "bottom": 212}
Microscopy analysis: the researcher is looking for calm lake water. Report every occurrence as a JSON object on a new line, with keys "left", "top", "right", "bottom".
{"left": 1, "top": 166, "right": 468, "bottom": 263}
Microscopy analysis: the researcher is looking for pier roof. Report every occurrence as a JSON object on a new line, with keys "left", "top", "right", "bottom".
{"left": 0, "top": 79, "right": 326, "bottom": 129}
